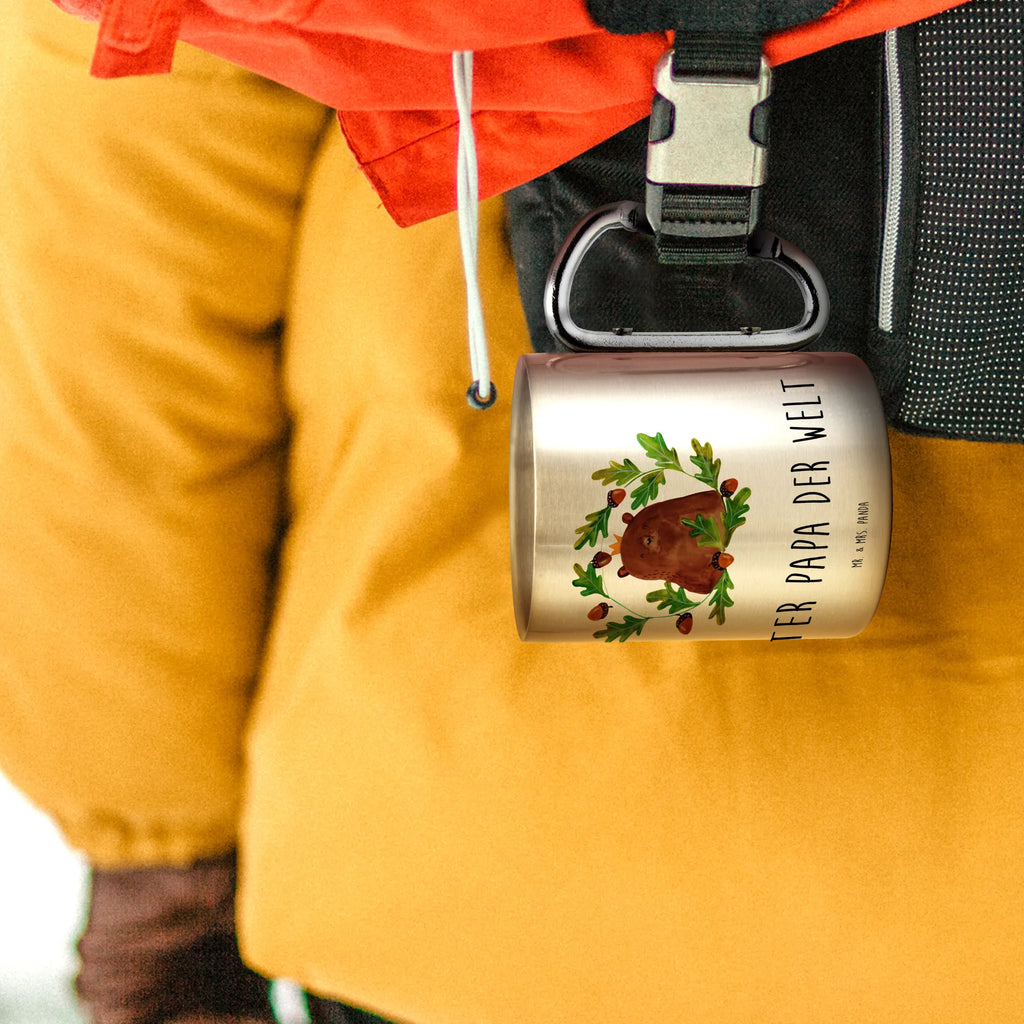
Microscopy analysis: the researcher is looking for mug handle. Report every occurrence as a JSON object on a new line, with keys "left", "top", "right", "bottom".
{"left": 543, "top": 201, "right": 829, "bottom": 353}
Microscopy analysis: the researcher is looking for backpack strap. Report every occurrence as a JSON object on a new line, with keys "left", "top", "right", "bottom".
{"left": 583, "top": 0, "right": 838, "bottom": 35}
{"left": 647, "top": 33, "right": 770, "bottom": 265}
{"left": 584, "top": 0, "right": 837, "bottom": 265}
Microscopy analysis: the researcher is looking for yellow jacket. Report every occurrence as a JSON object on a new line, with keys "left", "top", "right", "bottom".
{"left": 1, "top": 3, "right": 1022, "bottom": 1023}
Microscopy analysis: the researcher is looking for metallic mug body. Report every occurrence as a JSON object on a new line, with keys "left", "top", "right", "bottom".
{"left": 510, "top": 351, "right": 892, "bottom": 642}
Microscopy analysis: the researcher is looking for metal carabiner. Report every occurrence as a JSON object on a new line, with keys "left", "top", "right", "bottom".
{"left": 543, "top": 201, "right": 829, "bottom": 352}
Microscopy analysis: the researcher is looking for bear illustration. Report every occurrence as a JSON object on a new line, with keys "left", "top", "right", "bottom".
{"left": 616, "top": 490, "right": 727, "bottom": 594}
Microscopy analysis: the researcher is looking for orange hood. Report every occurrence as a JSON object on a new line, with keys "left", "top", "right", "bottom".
{"left": 58, "top": 0, "right": 973, "bottom": 224}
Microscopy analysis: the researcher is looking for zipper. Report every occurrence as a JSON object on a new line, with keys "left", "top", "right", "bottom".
{"left": 878, "top": 27, "right": 904, "bottom": 334}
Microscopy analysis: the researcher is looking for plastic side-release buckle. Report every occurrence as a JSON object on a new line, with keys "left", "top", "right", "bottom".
{"left": 646, "top": 50, "right": 772, "bottom": 262}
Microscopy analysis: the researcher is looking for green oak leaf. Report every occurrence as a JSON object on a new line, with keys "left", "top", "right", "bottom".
{"left": 591, "top": 458, "right": 642, "bottom": 487}
{"left": 594, "top": 614, "right": 649, "bottom": 643}
{"left": 572, "top": 562, "right": 609, "bottom": 599}
{"left": 646, "top": 582, "right": 701, "bottom": 614}
{"left": 681, "top": 512, "right": 725, "bottom": 550}
{"left": 708, "top": 570, "right": 735, "bottom": 625}
{"left": 637, "top": 432, "right": 683, "bottom": 473}
{"left": 573, "top": 506, "right": 612, "bottom": 550}
{"left": 722, "top": 486, "right": 751, "bottom": 546}
{"left": 689, "top": 438, "right": 721, "bottom": 490}
{"left": 629, "top": 470, "right": 665, "bottom": 510}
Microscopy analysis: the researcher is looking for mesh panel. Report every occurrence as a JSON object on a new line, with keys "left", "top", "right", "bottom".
{"left": 900, "top": 0, "right": 1024, "bottom": 442}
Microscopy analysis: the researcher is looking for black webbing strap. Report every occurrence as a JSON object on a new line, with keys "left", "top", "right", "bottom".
{"left": 582, "top": 0, "right": 836, "bottom": 36}
{"left": 671, "top": 30, "right": 761, "bottom": 77}
{"left": 654, "top": 31, "right": 763, "bottom": 264}
{"left": 647, "top": 31, "right": 768, "bottom": 265}
{"left": 656, "top": 188, "right": 754, "bottom": 265}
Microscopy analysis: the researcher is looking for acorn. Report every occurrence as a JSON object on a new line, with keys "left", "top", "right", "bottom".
{"left": 720, "top": 478, "right": 739, "bottom": 498}
{"left": 607, "top": 488, "right": 627, "bottom": 508}
{"left": 711, "top": 551, "right": 734, "bottom": 570}
{"left": 676, "top": 613, "right": 694, "bottom": 635}
{"left": 588, "top": 602, "right": 610, "bottom": 621}
{"left": 591, "top": 551, "right": 612, "bottom": 568}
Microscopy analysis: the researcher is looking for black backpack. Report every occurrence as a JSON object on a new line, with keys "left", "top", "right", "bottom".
{"left": 507, "top": 0, "right": 1024, "bottom": 444}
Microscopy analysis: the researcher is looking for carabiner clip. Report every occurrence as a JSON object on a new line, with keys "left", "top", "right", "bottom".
{"left": 543, "top": 201, "right": 829, "bottom": 353}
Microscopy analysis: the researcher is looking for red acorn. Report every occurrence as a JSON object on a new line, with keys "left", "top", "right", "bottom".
{"left": 591, "top": 551, "right": 612, "bottom": 568}
{"left": 607, "top": 488, "right": 627, "bottom": 508}
{"left": 712, "top": 551, "right": 734, "bottom": 570}
{"left": 588, "top": 602, "right": 610, "bottom": 621}
{"left": 676, "top": 613, "right": 694, "bottom": 635}
{"left": 720, "top": 478, "right": 739, "bottom": 498}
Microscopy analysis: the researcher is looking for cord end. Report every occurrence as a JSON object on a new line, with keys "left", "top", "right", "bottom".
{"left": 466, "top": 381, "right": 497, "bottom": 410}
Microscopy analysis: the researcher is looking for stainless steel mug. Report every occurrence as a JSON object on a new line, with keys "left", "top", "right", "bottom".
{"left": 510, "top": 350, "right": 892, "bottom": 642}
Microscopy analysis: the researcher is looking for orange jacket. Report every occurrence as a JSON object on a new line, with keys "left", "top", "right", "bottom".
{"left": 57, "top": 0, "right": 973, "bottom": 225}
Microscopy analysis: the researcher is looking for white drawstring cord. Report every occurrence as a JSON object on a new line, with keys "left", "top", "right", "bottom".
{"left": 452, "top": 51, "right": 496, "bottom": 409}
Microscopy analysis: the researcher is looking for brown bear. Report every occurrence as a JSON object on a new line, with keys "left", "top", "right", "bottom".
{"left": 616, "top": 490, "right": 727, "bottom": 594}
